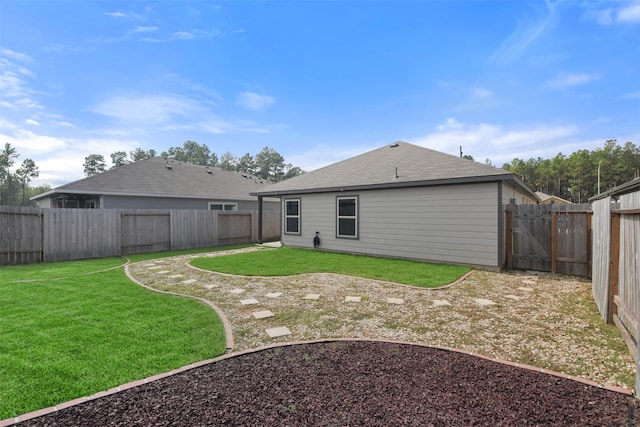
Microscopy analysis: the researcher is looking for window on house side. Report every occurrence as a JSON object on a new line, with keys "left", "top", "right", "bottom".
{"left": 209, "top": 202, "right": 237, "bottom": 211}
{"left": 337, "top": 196, "right": 358, "bottom": 238}
{"left": 284, "top": 199, "right": 300, "bottom": 234}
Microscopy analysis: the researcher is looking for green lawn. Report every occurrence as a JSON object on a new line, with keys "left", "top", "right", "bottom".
{"left": 0, "top": 250, "right": 229, "bottom": 420}
{"left": 190, "top": 247, "right": 471, "bottom": 288}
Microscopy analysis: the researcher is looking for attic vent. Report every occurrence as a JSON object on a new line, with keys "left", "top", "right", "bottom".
{"left": 390, "top": 142, "right": 399, "bottom": 148}
{"left": 165, "top": 165, "right": 173, "bottom": 170}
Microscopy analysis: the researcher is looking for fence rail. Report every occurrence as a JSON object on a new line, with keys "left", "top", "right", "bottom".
{"left": 0, "top": 207, "right": 281, "bottom": 265}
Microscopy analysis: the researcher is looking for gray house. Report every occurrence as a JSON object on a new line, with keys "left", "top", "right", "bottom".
{"left": 32, "top": 157, "right": 280, "bottom": 211}
{"left": 252, "top": 142, "right": 538, "bottom": 269}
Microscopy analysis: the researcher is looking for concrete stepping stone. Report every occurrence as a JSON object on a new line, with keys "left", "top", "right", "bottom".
{"left": 148, "top": 266, "right": 163, "bottom": 270}
{"left": 504, "top": 294, "right": 522, "bottom": 300}
{"left": 252, "top": 310, "right": 274, "bottom": 319}
{"left": 229, "top": 288, "right": 246, "bottom": 294}
{"left": 432, "top": 300, "right": 451, "bottom": 307}
{"left": 518, "top": 287, "right": 534, "bottom": 292}
{"left": 145, "top": 263, "right": 158, "bottom": 267}
{"left": 204, "top": 284, "right": 219, "bottom": 289}
{"left": 522, "top": 279, "right": 537, "bottom": 286}
{"left": 473, "top": 298, "right": 496, "bottom": 306}
{"left": 265, "top": 292, "right": 282, "bottom": 298}
{"left": 266, "top": 326, "right": 291, "bottom": 338}
{"left": 182, "top": 279, "right": 197, "bottom": 284}
{"left": 345, "top": 296, "right": 362, "bottom": 303}
{"left": 386, "top": 298, "right": 404, "bottom": 305}
{"left": 303, "top": 294, "right": 320, "bottom": 300}
{"left": 240, "top": 298, "right": 259, "bottom": 305}
{"left": 169, "top": 274, "right": 184, "bottom": 279}
{"left": 157, "top": 270, "right": 170, "bottom": 274}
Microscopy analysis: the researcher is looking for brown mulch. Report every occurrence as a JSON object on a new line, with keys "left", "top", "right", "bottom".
{"left": 19, "top": 341, "right": 637, "bottom": 426}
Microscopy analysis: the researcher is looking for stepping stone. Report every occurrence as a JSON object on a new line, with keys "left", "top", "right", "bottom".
{"left": 303, "top": 294, "right": 320, "bottom": 300}
{"left": 148, "top": 266, "right": 162, "bottom": 270}
{"left": 204, "top": 284, "right": 219, "bottom": 289}
{"left": 522, "top": 279, "right": 537, "bottom": 286}
{"left": 504, "top": 294, "right": 522, "bottom": 300}
{"left": 229, "top": 288, "right": 246, "bottom": 294}
{"left": 432, "top": 300, "right": 451, "bottom": 307}
{"left": 266, "top": 326, "right": 291, "bottom": 338}
{"left": 182, "top": 279, "right": 197, "bottom": 284}
{"left": 473, "top": 298, "right": 496, "bottom": 306}
{"left": 144, "top": 263, "right": 157, "bottom": 267}
{"left": 252, "top": 310, "right": 274, "bottom": 319}
{"left": 345, "top": 296, "right": 362, "bottom": 303}
{"left": 265, "top": 292, "right": 282, "bottom": 298}
{"left": 240, "top": 298, "right": 259, "bottom": 305}
{"left": 169, "top": 274, "right": 184, "bottom": 279}
{"left": 518, "top": 287, "right": 534, "bottom": 292}
{"left": 386, "top": 298, "right": 404, "bottom": 305}
{"left": 157, "top": 270, "right": 170, "bottom": 275}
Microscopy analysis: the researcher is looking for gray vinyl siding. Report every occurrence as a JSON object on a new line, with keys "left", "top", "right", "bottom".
{"left": 102, "top": 195, "right": 279, "bottom": 211}
{"left": 282, "top": 182, "right": 500, "bottom": 267}
{"left": 502, "top": 182, "right": 537, "bottom": 205}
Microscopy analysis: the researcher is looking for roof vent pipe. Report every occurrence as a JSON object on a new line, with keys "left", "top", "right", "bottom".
{"left": 393, "top": 167, "right": 399, "bottom": 179}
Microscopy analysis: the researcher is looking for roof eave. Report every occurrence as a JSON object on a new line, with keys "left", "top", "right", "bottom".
{"left": 31, "top": 188, "right": 264, "bottom": 202}
{"left": 252, "top": 174, "right": 520, "bottom": 197}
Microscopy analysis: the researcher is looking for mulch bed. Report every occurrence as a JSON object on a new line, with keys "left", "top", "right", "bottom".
{"left": 18, "top": 341, "right": 637, "bottom": 426}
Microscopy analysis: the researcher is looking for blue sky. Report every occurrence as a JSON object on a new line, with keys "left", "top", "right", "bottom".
{"left": 1, "top": 0, "right": 639, "bottom": 188}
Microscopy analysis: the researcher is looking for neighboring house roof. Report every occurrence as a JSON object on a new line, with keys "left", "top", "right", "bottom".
{"left": 535, "top": 191, "right": 572, "bottom": 204}
{"left": 252, "top": 141, "right": 538, "bottom": 199}
{"left": 32, "top": 157, "right": 272, "bottom": 202}
{"left": 590, "top": 177, "right": 640, "bottom": 201}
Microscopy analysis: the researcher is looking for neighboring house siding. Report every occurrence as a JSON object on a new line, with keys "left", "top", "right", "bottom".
{"left": 502, "top": 182, "right": 536, "bottom": 205}
{"left": 282, "top": 183, "right": 500, "bottom": 267}
{"left": 101, "top": 195, "right": 279, "bottom": 211}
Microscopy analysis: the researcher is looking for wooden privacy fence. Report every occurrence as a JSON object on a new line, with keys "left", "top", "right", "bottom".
{"left": 592, "top": 190, "right": 640, "bottom": 364}
{"left": 504, "top": 203, "right": 592, "bottom": 277}
{"left": 0, "top": 207, "right": 281, "bottom": 264}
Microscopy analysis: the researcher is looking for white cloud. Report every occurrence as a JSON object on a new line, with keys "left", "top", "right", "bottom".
{"left": 130, "top": 26, "right": 159, "bottom": 34}
{"left": 618, "top": 90, "right": 640, "bottom": 99}
{"left": 437, "top": 118, "right": 464, "bottom": 131}
{"left": 0, "top": 48, "right": 33, "bottom": 63}
{"left": 105, "top": 11, "right": 127, "bottom": 18}
{"left": 410, "top": 121, "right": 581, "bottom": 166}
{"left": 89, "top": 93, "right": 197, "bottom": 124}
{"left": 618, "top": 2, "right": 640, "bottom": 22}
{"left": 172, "top": 32, "right": 194, "bottom": 40}
{"left": 25, "top": 119, "right": 40, "bottom": 126}
{"left": 490, "top": 1, "right": 558, "bottom": 62}
{"left": 546, "top": 73, "right": 597, "bottom": 89}
{"left": 236, "top": 92, "right": 275, "bottom": 111}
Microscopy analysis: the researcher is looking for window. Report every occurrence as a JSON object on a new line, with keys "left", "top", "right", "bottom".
{"left": 284, "top": 199, "right": 300, "bottom": 234}
{"left": 337, "top": 196, "right": 358, "bottom": 238}
{"left": 209, "top": 202, "right": 237, "bottom": 211}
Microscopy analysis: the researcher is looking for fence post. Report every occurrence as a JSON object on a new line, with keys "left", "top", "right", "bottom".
{"left": 606, "top": 212, "right": 621, "bottom": 324}
{"left": 504, "top": 204, "right": 513, "bottom": 269}
{"left": 551, "top": 210, "right": 558, "bottom": 274}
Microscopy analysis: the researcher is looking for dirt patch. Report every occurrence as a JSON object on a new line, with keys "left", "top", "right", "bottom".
{"left": 18, "top": 341, "right": 637, "bottom": 426}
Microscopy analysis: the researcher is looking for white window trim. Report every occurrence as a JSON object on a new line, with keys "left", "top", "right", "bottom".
{"left": 284, "top": 198, "right": 301, "bottom": 235}
{"left": 336, "top": 196, "right": 358, "bottom": 239}
{"left": 208, "top": 202, "right": 237, "bottom": 211}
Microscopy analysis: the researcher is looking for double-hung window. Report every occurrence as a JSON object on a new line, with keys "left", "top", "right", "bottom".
{"left": 336, "top": 196, "right": 358, "bottom": 238}
{"left": 284, "top": 199, "right": 301, "bottom": 234}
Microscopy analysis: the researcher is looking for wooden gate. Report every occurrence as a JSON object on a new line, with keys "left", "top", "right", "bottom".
{"left": 120, "top": 212, "right": 171, "bottom": 255}
{"left": 505, "top": 203, "right": 592, "bottom": 276}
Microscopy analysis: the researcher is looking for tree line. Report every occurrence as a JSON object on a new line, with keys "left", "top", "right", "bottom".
{"left": 84, "top": 141, "right": 305, "bottom": 183}
{"left": 0, "top": 143, "right": 50, "bottom": 207}
{"left": 500, "top": 140, "right": 639, "bottom": 203}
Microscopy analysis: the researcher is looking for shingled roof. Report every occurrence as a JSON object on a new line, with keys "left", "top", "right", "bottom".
{"left": 252, "top": 141, "right": 535, "bottom": 197}
{"left": 33, "top": 157, "right": 271, "bottom": 201}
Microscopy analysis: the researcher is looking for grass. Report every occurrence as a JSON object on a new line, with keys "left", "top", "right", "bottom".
{"left": 0, "top": 247, "right": 234, "bottom": 420}
{"left": 190, "top": 247, "right": 471, "bottom": 288}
